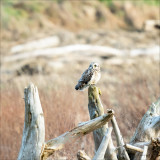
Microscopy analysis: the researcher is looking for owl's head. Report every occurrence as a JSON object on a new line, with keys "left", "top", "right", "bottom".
{"left": 89, "top": 62, "right": 100, "bottom": 70}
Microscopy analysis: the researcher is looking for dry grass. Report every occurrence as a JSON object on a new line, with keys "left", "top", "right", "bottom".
{"left": 0, "top": 57, "right": 159, "bottom": 159}
{"left": 0, "top": 82, "right": 94, "bottom": 159}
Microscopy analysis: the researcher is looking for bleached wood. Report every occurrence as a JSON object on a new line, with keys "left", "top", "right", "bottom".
{"left": 132, "top": 141, "right": 151, "bottom": 148}
{"left": 93, "top": 127, "right": 112, "bottom": 160}
{"left": 41, "top": 111, "right": 114, "bottom": 159}
{"left": 17, "top": 83, "right": 45, "bottom": 160}
{"left": 11, "top": 36, "right": 60, "bottom": 53}
{"left": 140, "top": 146, "right": 148, "bottom": 160}
{"left": 125, "top": 144, "right": 144, "bottom": 153}
{"left": 111, "top": 116, "right": 130, "bottom": 160}
{"left": 5, "top": 44, "right": 159, "bottom": 62}
{"left": 129, "top": 97, "right": 160, "bottom": 160}
{"left": 88, "top": 85, "right": 117, "bottom": 160}
{"left": 130, "top": 98, "right": 160, "bottom": 144}
{"left": 77, "top": 150, "right": 91, "bottom": 160}
{"left": 5, "top": 44, "right": 124, "bottom": 62}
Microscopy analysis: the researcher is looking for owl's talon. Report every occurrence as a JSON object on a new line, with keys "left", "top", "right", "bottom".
{"left": 98, "top": 88, "right": 102, "bottom": 95}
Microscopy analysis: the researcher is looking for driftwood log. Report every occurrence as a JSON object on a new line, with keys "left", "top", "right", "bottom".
{"left": 88, "top": 85, "right": 118, "bottom": 160}
{"left": 125, "top": 144, "right": 144, "bottom": 153}
{"left": 129, "top": 97, "right": 160, "bottom": 160}
{"left": 5, "top": 43, "right": 159, "bottom": 63}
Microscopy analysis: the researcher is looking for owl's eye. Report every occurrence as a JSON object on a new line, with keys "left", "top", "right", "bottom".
{"left": 94, "top": 64, "right": 97, "bottom": 67}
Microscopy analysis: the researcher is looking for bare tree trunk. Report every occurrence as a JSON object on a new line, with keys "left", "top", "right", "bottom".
{"left": 17, "top": 83, "right": 45, "bottom": 160}
{"left": 129, "top": 97, "right": 160, "bottom": 160}
{"left": 88, "top": 85, "right": 118, "bottom": 160}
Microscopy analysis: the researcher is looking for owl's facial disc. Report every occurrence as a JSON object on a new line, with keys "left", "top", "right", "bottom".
{"left": 89, "top": 62, "right": 100, "bottom": 70}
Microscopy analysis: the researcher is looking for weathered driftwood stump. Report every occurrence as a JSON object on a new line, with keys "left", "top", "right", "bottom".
{"left": 88, "top": 85, "right": 118, "bottom": 160}
{"left": 129, "top": 97, "right": 160, "bottom": 160}
{"left": 18, "top": 83, "right": 45, "bottom": 160}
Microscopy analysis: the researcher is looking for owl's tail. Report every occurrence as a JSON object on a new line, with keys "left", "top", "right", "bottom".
{"left": 75, "top": 85, "right": 79, "bottom": 90}
{"left": 75, "top": 82, "right": 87, "bottom": 90}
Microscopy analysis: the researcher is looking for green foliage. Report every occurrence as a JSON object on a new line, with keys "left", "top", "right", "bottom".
{"left": 2, "top": 0, "right": 159, "bottom": 21}
{"left": 98, "top": 0, "right": 113, "bottom": 7}
{"left": 98, "top": 0, "right": 159, "bottom": 6}
{"left": 2, "top": 5, "right": 27, "bottom": 19}
{"left": 1, "top": 1, "right": 47, "bottom": 29}
{"left": 142, "top": 0, "right": 159, "bottom": 6}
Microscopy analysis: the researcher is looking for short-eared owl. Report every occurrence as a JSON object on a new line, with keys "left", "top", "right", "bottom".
{"left": 75, "top": 62, "right": 101, "bottom": 90}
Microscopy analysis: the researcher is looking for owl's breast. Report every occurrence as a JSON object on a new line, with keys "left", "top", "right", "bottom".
{"left": 89, "top": 71, "right": 101, "bottom": 84}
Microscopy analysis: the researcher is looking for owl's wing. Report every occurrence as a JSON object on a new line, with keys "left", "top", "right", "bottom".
{"left": 75, "top": 68, "right": 93, "bottom": 90}
{"left": 79, "top": 68, "right": 93, "bottom": 84}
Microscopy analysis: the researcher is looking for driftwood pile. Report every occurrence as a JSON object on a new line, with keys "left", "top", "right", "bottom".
{"left": 18, "top": 83, "right": 160, "bottom": 160}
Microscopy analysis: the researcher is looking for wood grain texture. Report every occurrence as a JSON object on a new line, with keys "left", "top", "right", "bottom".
{"left": 18, "top": 83, "right": 45, "bottom": 160}
{"left": 130, "top": 97, "right": 160, "bottom": 160}
{"left": 88, "top": 85, "right": 118, "bottom": 160}
{"left": 93, "top": 127, "right": 112, "bottom": 160}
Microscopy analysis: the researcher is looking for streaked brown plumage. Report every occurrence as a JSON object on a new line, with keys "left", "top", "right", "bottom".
{"left": 75, "top": 62, "right": 101, "bottom": 91}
